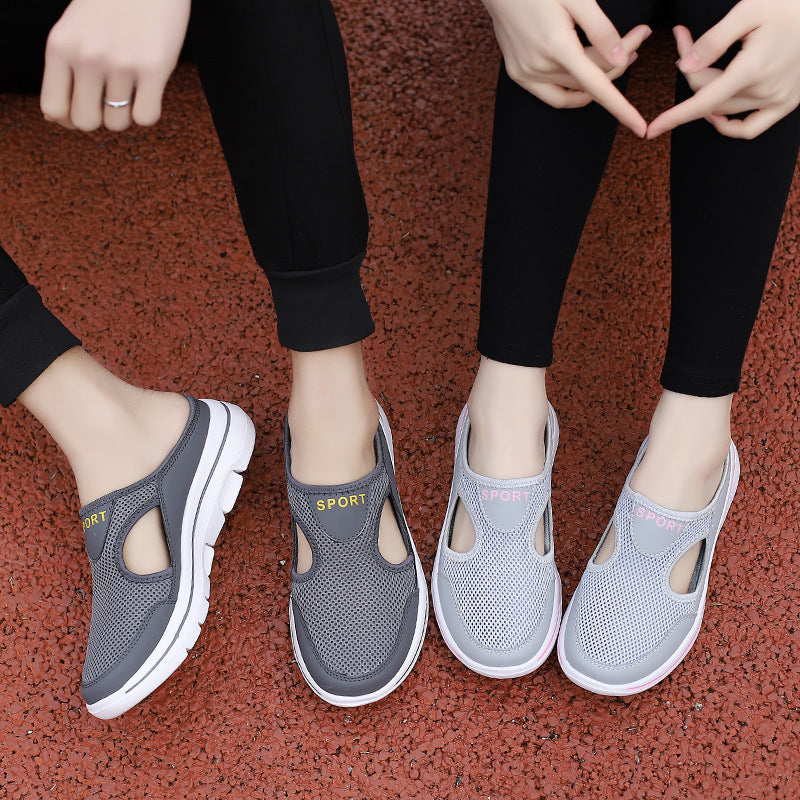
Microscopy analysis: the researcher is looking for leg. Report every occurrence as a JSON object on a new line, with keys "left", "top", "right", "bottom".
{"left": 1, "top": 244, "right": 192, "bottom": 573}
{"left": 433, "top": 1, "right": 660, "bottom": 679}
{"left": 1, "top": 8, "right": 255, "bottom": 717}
{"left": 0, "top": 1, "right": 66, "bottom": 93}
{"left": 459, "top": 0, "right": 658, "bottom": 554}
{"left": 190, "top": 0, "right": 393, "bottom": 532}
{"left": 190, "top": 1, "right": 425, "bottom": 704}
{"left": 558, "top": 0, "right": 800, "bottom": 697}
{"left": 0, "top": 2, "right": 192, "bottom": 575}
{"left": 462, "top": 65, "right": 623, "bottom": 552}
{"left": 19, "top": 349, "right": 191, "bottom": 573}
{"left": 189, "top": 0, "right": 373, "bottom": 347}
{"left": 287, "top": 345, "right": 407, "bottom": 568}
{"left": 619, "top": 0, "right": 800, "bottom": 590}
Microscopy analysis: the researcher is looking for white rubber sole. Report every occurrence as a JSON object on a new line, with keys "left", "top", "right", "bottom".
{"left": 557, "top": 442, "right": 740, "bottom": 696}
{"left": 289, "top": 403, "right": 429, "bottom": 707}
{"left": 86, "top": 399, "right": 256, "bottom": 719}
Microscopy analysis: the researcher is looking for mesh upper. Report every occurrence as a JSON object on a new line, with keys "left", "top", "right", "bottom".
{"left": 441, "top": 470, "right": 554, "bottom": 652}
{"left": 82, "top": 481, "right": 172, "bottom": 685}
{"left": 577, "top": 491, "right": 708, "bottom": 668}
{"left": 289, "top": 471, "right": 416, "bottom": 679}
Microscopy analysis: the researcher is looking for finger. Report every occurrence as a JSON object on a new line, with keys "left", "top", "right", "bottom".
{"left": 620, "top": 24, "right": 653, "bottom": 55}
{"left": 681, "top": 66, "right": 760, "bottom": 114}
{"left": 646, "top": 54, "right": 752, "bottom": 138}
{"left": 40, "top": 48, "right": 74, "bottom": 127}
{"left": 672, "top": 25, "right": 695, "bottom": 61}
{"left": 70, "top": 66, "right": 105, "bottom": 131}
{"left": 681, "top": 65, "right": 723, "bottom": 92}
{"left": 566, "top": 0, "right": 628, "bottom": 67}
{"left": 584, "top": 23, "right": 649, "bottom": 72}
{"left": 561, "top": 41, "right": 648, "bottom": 136}
{"left": 706, "top": 106, "right": 788, "bottom": 140}
{"left": 554, "top": 51, "right": 637, "bottom": 89}
{"left": 102, "top": 71, "right": 135, "bottom": 131}
{"left": 677, "top": 4, "right": 756, "bottom": 73}
{"left": 541, "top": 71, "right": 582, "bottom": 92}
{"left": 705, "top": 95, "right": 761, "bottom": 116}
{"left": 605, "top": 52, "right": 638, "bottom": 82}
{"left": 131, "top": 69, "right": 168, "bottom": 127}
{"left": 532, "top": 82, "right": 593, "bottom": 109}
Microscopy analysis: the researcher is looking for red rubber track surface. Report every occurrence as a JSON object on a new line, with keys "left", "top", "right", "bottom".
{"left": 1, "top": 5, "right": 799, "bottom": 799}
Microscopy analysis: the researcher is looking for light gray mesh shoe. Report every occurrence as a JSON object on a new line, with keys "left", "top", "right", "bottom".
{"left": 285, "top": 405, "right": 428, "bottom": 707}
{"left": 432, "top": 404, "right": 562, "bottom": 678}
{"left": 557, "top": 438, "right": 740, "bottom": 696}
{"left": 79, "top": 397, "right": 255, "bottom": 719}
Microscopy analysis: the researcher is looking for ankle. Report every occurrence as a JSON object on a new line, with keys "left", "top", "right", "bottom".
{"left": 630, "top": 390, "right": 732, "bottom": 511}
{"left": 466, "top": 358, "right": 548, "bottom": 479}
{"left": 651, "top": 392, "right": 730, "bottom": 464}
{"left": 288, "top": 344, "right": 379, "bottom": 485}
{"left": 19, "top": 349, "right": 189, "bottom": 503}
{"left": 288, "top": 402, "right": 378, "bottom": 485}
{"left": 71, "top": 389, "right": 189, "bottom": 505}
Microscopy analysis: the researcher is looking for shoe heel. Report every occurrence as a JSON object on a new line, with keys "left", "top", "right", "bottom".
{"left": 201, "top": 400, "right": 256, "bottom": 532}
{"left": 376, "top": 402, "right": 395, "bottom": 468}
{"left": 223, "top": 402, "right": 256, "bottom": 474}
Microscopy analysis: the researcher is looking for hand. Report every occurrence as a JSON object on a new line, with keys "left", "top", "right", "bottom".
{"left": 648, "top": 0, "right": 800, "bottom": 139}
{"left": 40, "top": 0, "right": 191, "bottom": 132}
{"left": 482, "top": 0, "right": 651, "bottom": 136}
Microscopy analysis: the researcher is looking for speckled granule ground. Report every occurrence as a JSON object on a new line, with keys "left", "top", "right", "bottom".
{"left": 1, "top": 3, "right": 799, "bottom": 799}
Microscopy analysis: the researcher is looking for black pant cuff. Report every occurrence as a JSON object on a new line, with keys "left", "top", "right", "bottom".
{"left": 266, "top": 253, "right": 374, "bottom": 351}
{"left": 0, "top": 285, "right": 81, "bottom": 406}
{"left": 476, "top": 333, "right": 553, "bottom": 369}
{"left": 660, "top": 366, "right": 740, "bottom": 398}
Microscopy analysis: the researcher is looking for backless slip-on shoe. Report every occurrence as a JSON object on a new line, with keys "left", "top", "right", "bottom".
{"left": 557, "top": 438, "right": 739, "bottom": 696}
{"left": 79, "top": 397, "right": 255, "bottom": 718}
{"left": 432, "top": 404, "right": 562, "bottom": 678}
{"left": 285, "top": 404, "right": 428, "bottom": 707}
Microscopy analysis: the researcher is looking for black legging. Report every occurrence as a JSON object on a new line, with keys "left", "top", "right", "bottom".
{"left": 477, "top": 0, "right": 800, "bottom": 397}
{"left": 0, "top": 0, "right": 372, "bottom": 407}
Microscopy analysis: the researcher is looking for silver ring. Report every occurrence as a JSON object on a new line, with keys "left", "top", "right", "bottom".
{"left": 103, "top": 97, "right": 132, "bottom": 109}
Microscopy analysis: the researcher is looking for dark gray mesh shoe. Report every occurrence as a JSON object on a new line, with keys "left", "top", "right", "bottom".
{"left": 285, "top": 405, "right": 428, "bottom": 706}
{"left": 79, "top": 397, "right": 255, "bottom": 718}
